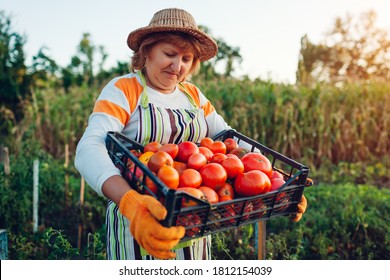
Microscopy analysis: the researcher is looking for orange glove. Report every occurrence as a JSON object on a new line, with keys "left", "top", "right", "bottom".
{"left": 291, "top": 194, "right": 307, "bottom": 222}
{"left": 119, "top": 190, "right": 185, "bottom": 259}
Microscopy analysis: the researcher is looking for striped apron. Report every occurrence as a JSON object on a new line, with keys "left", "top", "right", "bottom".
{"left": 106, "top": 72, "right": 212, "bottom": 260}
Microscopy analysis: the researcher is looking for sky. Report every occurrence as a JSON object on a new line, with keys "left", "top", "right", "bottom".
{"left": 2, "top": 0, "right": 390, "bottom": 84}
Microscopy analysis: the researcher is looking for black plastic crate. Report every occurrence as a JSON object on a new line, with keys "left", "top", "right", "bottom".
{"left": 106, "top": 129, "right": 310, "bottom": 241}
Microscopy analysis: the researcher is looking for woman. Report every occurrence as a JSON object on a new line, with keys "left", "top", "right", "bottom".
{"left": 75, "top": 8, "right": 307, "bottom": 260}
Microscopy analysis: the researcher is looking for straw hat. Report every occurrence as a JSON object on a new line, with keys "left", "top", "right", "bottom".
{"left": 127, "top": 8, "right": 218, "bottom": 61}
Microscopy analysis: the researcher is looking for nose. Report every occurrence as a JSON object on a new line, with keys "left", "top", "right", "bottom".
{"left": 170, "top": 57, "right": 183, "bottom": 73}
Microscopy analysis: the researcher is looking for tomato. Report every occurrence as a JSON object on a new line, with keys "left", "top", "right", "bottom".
{"left": 270, "top": 178, "right": 286, "bottom": 192}
{"left": 234, "top": 170, "right": 271, "bottom": 196}
{"left": 229, "top": 147, "right": 250, "bottom": 159}
{"left": 217, "top": 182, "right": 235, "bottom": 199}
{"left": 138, "top": 151, "right": 155, "bottom": 165}
{"left": 198, "top": 146, "right": 214, "bottom": 161}
{"left": 241, "top": 202, "right": 254, "bottom": 221}
{"left": 145, "top": 173, "right": 158, "bottom": 195}
{"left": 224, "top": 138, "right": 239, "bottom": 153}
{"left": 147, "top": 151, "right": 174, "bottom": 173}
{"left": 200, "top": 137, "right": 214, "bottom": 148}
{"left": 157, "top": 165, "right": 179, "bottom": 189}
{"left": 210, "top": 153, "right": 227, "bottom": 164}
{"left": 178, "top": 187, "right": 206, "bottom": 207}
{"left": 221, "top": 156, "right": 244, "bottom": 179}
{"left": 144, "top": 141, "right": 162, "bottom": 153}
{"left": 200, "top": 137, "right": 226, "bottom": 154}
{"left": 223, "top": 205, "right": 236, "bottom": 224}
{"left": 158, "top": 143, "right": 179, "bottom": 159}
{"left": 173, "top": 161, "right": 188, "bottom": 175}
{"left": 179, "top": 168, "right": 202, "bottom": 188}
{"left": 219, "top": 195, "right": 233, "bottom": 202}
{"left": 176, "top": 141, "right": 199, "bottom": 163}
{"left": 199, "top": 163, "right": 227, "bottom": 190}
{"left": 187, "top": 153, "right": 207, "bottom": 170}
{"left": 199, "top": 186, "right": 219, "bottom": 204}
{"left": 271, "top": 170, "right": 284, "bottom": 180}
{"left": 179, "top": 213, "right": 201, "bottom": 237}
{"left": 241, "top": 152, "right": 273, "bottom": 178}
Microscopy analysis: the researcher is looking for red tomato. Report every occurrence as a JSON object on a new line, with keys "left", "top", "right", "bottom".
{"left": 147, "top": 151, "right": 174, "bottom": 173}
{"left": 217, "top": 182, "right": 235, "bottom": 199}
{"left": 210, "top": 153, "right": 227, "bottom": 164}
{"left": 179, "top": 213, "right": 201, "bottom": 237}
{"left": 241, "top": 152, "right": 273, "bottom": 178}
{"left": 234, "top": 170, "right": 271, "bottom": 196}
{"left": 224, "top": 138, "right": 239, "bottom": 153}
{"left": 176, "top": 141, "right": 199, "bottom": 163}
{"left": 178, "top": 187, "right": 206, "bottom": 207}
{"left": 179, "top": 168, "right": 202, "bottom": 188}
{"left": 229, "top": 147, "right": 250, "bottom": 159}
{"left": 199, "top": 186, "right": 219, "bottom": 204}
{"left": 198, "top": 146, "right": 214, "bottom": 161}
{"left": 270, "top": 178, "right": 286, "bottom": 191}
{"left": 157, "top": 165, "right": 179, "bottom": 190}
{"left": 199, "top": 163, "right": 227, "bottom": 190}
{"left": 158, "top": 143, "right": 179, "bottom": 159}
{"left": 221, "top": 156, "right": 245, "bottom": 179}
{"left": 219, "top": 195, "right": 233, "bottom": 202}
{"left": 271, "top": 170, "right": 284, "bottom": 180}
{"left": 144, "top": 141, "right": 162, "bottom": 153}
{"left": 241, "top": 202, "right": 254, "bottom": 221}
{"left": 187, "top": 153, "right": 207, "bottom": 170}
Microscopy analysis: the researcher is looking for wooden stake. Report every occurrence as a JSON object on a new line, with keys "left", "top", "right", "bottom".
{"left": 3, "top": 147, "right": 10, "bottom": 175}
{"left": 257, "top": 221, "right": 266, "bottom": 260}
{"left": 77, "top": 177, "right": 85, "bottom": 250}
{"left": 64, "top": 144, "right": 69, "bottom": 208}
{"left": 33, "top": 159, "right": 39, "bottom": 233}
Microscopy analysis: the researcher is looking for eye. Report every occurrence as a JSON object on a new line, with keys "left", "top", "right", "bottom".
{"left": 182, "top": 56, "right": 193, "bottom": 63}
{"left": 164, "top": 52, "right": 175, "bottom": 57}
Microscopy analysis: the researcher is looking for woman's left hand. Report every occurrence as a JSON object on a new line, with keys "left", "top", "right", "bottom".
{"left": 291, "top": 195, "right": 307, "bottom": 222}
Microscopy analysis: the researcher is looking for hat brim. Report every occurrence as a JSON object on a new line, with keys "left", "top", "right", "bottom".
{"left": 127, "top": 26, "right": 218, "bottom": 61}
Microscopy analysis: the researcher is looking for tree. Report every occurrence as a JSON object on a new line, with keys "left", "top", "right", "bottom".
{"left": 296, "top": 10, "right": 390, "bottom": 86}
{"left": 0, "top": 11, "right": 30, "bottom": 120}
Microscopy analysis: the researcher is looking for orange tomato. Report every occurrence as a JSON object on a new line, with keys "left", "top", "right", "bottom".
{"left": 138, "top": 151, "right": 155, "bottom": 165}
{"left": 145, "top": 173, "right": 158, "bottom": 195}
{"left": 179, "top": 168, "right": 202, "bottom": 188}
{"left": 157, "top": 165, "right": 179, "bottom": 189}
{"left": 178, "top": 187, "right": 206, "bottom": 207}
{"left": 147, "top": 151, "right": 174, "bottom": 173}
{"left": 200, "top": 137, "right": 226, "bottom": 154}
{"left": 173, "top": 161, "right": 188, "bottom": 175}
{"left": 199, "top": 186, "right": 219, "bottom": 204}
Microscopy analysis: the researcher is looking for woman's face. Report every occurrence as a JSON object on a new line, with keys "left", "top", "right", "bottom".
{"left": 144, "top": 42, "right": 194, "bottom": 93}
